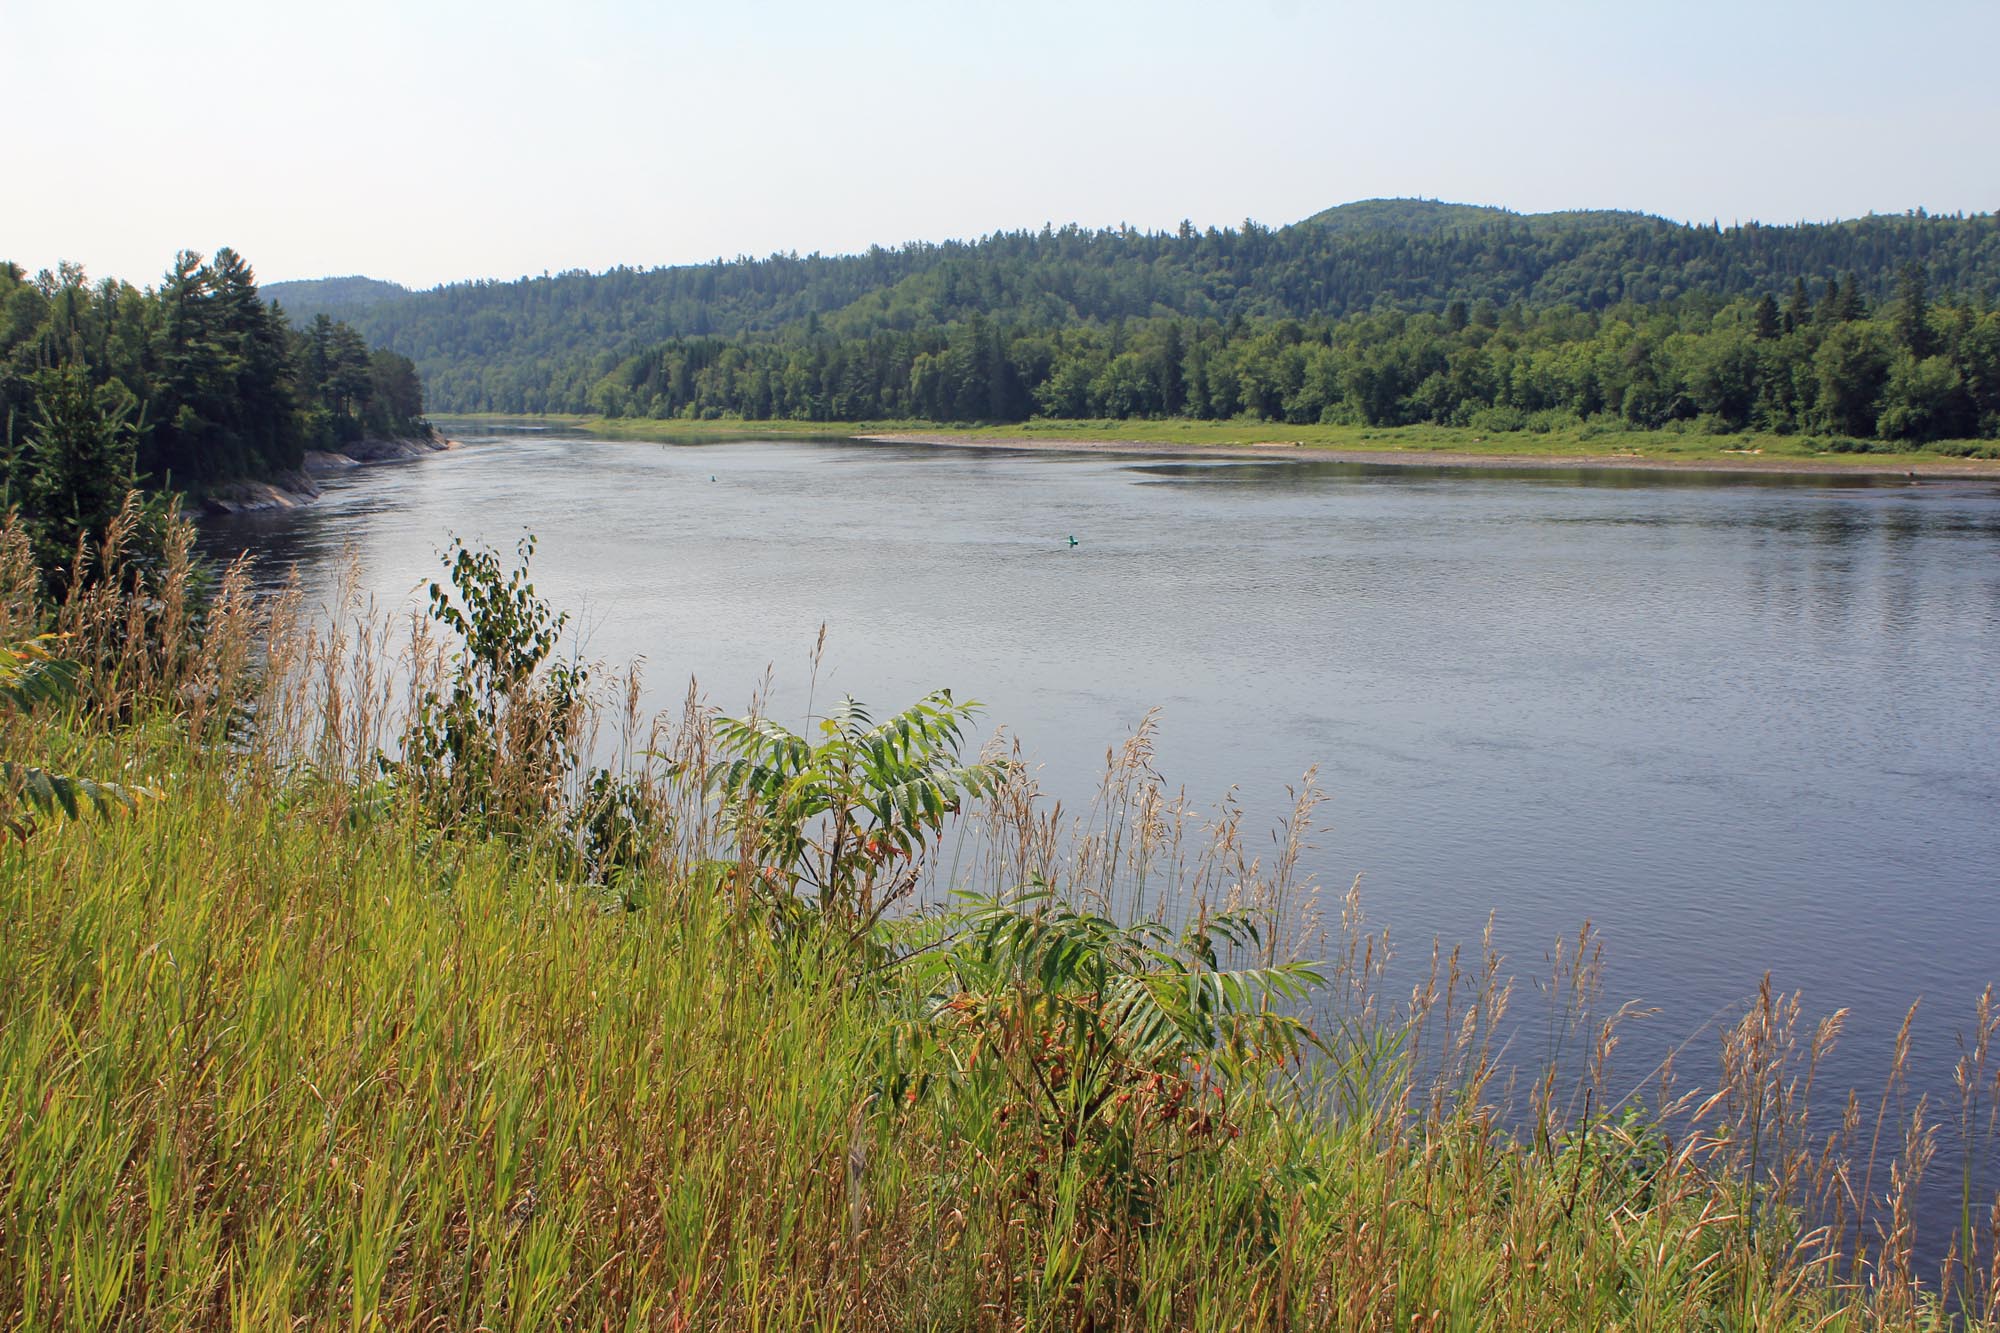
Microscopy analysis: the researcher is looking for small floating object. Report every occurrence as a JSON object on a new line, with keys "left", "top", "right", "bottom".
{"left": 711, "top": 475, "right": 717, "bottom": 482}
{"left": 1067, "top": 535, "right": 1079, "bottom": 547}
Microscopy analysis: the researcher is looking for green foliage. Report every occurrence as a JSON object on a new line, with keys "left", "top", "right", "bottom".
{"left": 15, "top": 365, "right": 137, "bottom": 588}
{"left": 1813, "top": 321, "right": 1895, "bottom": 437}
{"left": 566, "top": 290, "right": 2000, "bottom": 448}
{"left": 374, "top": 288, "right": 1999, "bottom": 456}
{"left": 709, "top": 691, "right": 1001, "bottom": 931}
{"left": 396, "top": 536, "right": 668, "bottom": 888}
{"left": 884, "top": 883, "right": 1322, "bottom": 1191}
{"left": 1551, "top": 1103, "right": 1676, "bottom": 1213}
{"left": 263, "top": 203, "right": 2000, "bottom": 421}
{"left": 426, "top": 535, "right": 571, "bottom": 693}
{"left": 1877, "top": 353, "right": 1973, "bottom": 441}
{"left": 3, "top": 762, "right": 138, "bottom": 828}
{"left": 0, "top": 249, "right": 424, "bottom": 515}
{"left": 400, "top": 536, "right": 589, "bottom": 835}
{"left": 0, "top": 637, "right": 77, "bottom": 711}
{"left": 570, "top": 765, "right": 665, "bottom": 898}
{"left": 0, "top": 635, "right": 147, "bottom": 837}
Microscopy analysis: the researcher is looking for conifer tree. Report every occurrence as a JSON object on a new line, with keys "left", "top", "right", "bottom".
{"left": 1893, "top": 261, "right": 1934, "bottom": 357}
{"left": 1752, "top": 293, "right": 1781, "bottom": 340}
{"left": 1836, "top": 270, "right": 1868, "bottom": 322}
{"left": 21, "top": 365, "right": 136, "bottom": 589}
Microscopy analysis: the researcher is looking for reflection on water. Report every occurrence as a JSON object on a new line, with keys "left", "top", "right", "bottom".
{"left": 204, "top": 431, "right": 2000, "bottom": 1237}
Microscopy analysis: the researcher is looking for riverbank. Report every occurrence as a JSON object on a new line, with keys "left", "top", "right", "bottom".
{"left": 440, "top": 413, "right": 2000, "bottom": 479}
{"left": 199, "top": 429, "right": 458, "bottom": 514}
{"left": 857, "top": 428, "right": 2000, "bottom": 477}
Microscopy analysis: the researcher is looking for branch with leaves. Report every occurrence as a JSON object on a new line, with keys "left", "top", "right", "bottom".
{"left": 709, "top": 690, "right": 1005, "bottom": 933}
{"left": 884, "top": 880, "right": 1324, "bottom": 1176}
{"left": 0, "top": 635, "right": 152, "bottom": 838}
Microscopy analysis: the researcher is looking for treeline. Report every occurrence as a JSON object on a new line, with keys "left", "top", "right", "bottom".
{"left": 577, "top": 268, "right": 2000, "bottom": 446}
{"left": 263, "top": 201, "right": 2000, "bottom": 415}
{"left": 1, "top": 248, "right": 425, "bottom": 492}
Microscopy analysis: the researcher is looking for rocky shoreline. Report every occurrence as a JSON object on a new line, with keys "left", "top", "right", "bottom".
{"left": 201, "top": 430, "right": 456, "bottom": 514}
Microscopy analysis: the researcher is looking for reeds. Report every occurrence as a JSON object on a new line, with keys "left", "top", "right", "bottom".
{"left": 2, "top": 503, "right": 1998, "bottom": 1329}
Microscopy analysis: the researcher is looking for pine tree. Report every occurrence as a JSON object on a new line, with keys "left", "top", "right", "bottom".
{"left": 1752, "top": 293, "right": 1781, "bottom": 340}
{"left": 22, "top": 365, "right": 136, "bottom": 589}
{"left": 1782, "top": 277, "right": 1811, "bottom": 333}
{"left": 1836, "top": 270, "right": 1867, "bottom": 322}
{"left": 1893, "top": 261, "right": 1934, "bottom": 357}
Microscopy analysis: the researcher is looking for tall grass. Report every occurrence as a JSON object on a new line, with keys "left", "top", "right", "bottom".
{"left": 2, "top": 505, "right": 1998, "bottom": 1329}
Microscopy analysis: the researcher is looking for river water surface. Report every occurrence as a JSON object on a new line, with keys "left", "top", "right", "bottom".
{"left": 205, "top": 429, "right": 2000, "bottom": 1220}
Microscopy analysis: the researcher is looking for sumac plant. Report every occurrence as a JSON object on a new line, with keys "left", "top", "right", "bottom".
{"left": 0, "top": 635, "right": 148, "bottom": 838}
{"left": 708, "top": 691, "right": 1001, "bottom": 937}
{"left": 886, "top": 882, "right": 1324, "bottom": 1185}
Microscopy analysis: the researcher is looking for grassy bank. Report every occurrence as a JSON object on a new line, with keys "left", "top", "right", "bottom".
{"left": 440, "top": 412, "right": 2000, "bottom": 475}
{"left": 5, "top": 507, "right": 2000, "bottom": 1329}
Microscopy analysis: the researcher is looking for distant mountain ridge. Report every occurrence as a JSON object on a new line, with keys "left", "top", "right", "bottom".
{"left": 264, "top": 274, "right": 409, "bottom": 313}
{"left": 1296, "top": 197, "right": 1937, "bottom": 236}
{"left": 1298, "top": 198, "right": 1656, "bottom": 234}
{"left": 259, "top": 198, "right": 2000, "bottom": 413}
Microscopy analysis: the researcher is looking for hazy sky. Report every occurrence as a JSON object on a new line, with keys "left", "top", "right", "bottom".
{"left": 6, "top": 0, "right": 1997, "bottom": 290}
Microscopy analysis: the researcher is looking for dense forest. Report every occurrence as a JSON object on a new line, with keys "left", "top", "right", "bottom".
{"left": 2, "top": 249, "right": 425, "bottom": 492}
{"left": 264, "top": 199, "right": 2000, "bottom": 431}
{"left": 580, "top": 275, "right": 2000, "bottom": 446}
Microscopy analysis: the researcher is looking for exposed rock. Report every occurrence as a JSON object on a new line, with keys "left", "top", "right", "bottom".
{"left": 335, "top": 430, "right": 456, "bottom": 465}
{"left": 301, "top": 450, "right": 361, "bottom": 475}
{"left": 210, "top": 430, "right": 458, "bottom": 512}
{"left": 201, "top": 472, "right": 323, "bottom": 515}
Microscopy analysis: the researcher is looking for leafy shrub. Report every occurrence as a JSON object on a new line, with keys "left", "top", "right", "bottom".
{"left": 882, "top": 882, "right": 1323, "bottom": 1213}
{"left": 1523, "top": 408, "right": 1584, "bottom": 434}
{"left": 709, "top": 692, "right": 1002, "bottom": 938}
{"left": 399, "top": 535, "right": 591, "bottom": 834}
{"left": 1466, "top": 405, "right": 1529, "bottom": 433}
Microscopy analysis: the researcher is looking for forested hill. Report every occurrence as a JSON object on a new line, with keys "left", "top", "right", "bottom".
{"left": 265, "top": 274, "right": 410, "bottom": 314}
{"left": 1293, "top": 199, "right": 1652, "bottom": 236}
{"left": 2, "top": 250, "right": 426, "bottom": 491}
{"left": 262, "top": 200, "right": 2000, "bottom": 413}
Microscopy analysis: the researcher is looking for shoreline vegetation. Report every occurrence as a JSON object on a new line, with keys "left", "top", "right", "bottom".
{"left": 446, "top": 412, "right": 2000, "bottom": 478}
{"left": 2, "top": 249, "right": 429, "bottom": 535}
{"left": 7, "top": 500, "right": 1999, "bottom": 1328}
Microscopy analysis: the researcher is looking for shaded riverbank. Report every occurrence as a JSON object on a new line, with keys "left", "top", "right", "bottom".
{"left": 200, "top": 430, "right": 459, "bottom": 514}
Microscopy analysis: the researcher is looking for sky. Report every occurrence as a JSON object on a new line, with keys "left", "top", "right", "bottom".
{"left": 5, "top": 0, "right": 1998, "bottom": 291}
